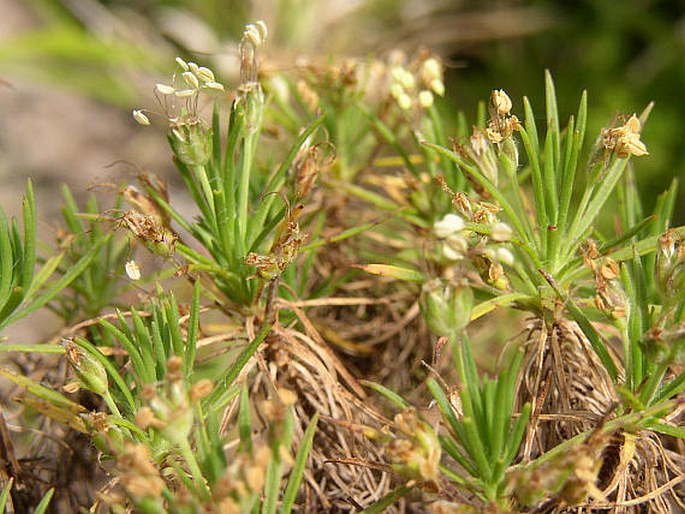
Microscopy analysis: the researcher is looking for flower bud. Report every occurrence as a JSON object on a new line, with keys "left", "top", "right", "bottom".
{"left": 397, "top": 93, "right": 412, "bottom": 110}
{"left": 62, "top": 340, "right": 109, "bottom": 396}
{"left": 496, "top": 247, "right": 515, "bottom": 266}
{"left": 491, "top": 222, "right": 513, "bottom": 242}
{"left": 434, "top": 214, "right": 465, "bottom": 239}
{"left": 420, "top": 279, "right": 474, "bottom": 340}
{"left": 419, "top": 90, "right": 434, "bottom": 109}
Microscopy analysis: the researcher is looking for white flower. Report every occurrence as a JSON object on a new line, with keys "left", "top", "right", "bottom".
{"left": 491, "top": 222, "right": 513, "bottom": 242}
{"left": 434, "top": 214, "right": 465, "bottom": 239}
{"left": 397, "top": 93, "right": 412, "bottom": 110}
{"left": 419, "top": 90, "right": 434, "bottom": 109}
{"left": 125, "top": 260, "right": 142, "bottom": 281}
{"left": 496, "top": 247, "right": 515, "bottom": 266}
{"left": 430, "top": 79, "right": 445, "bottom": 97}
{"left": 422, "top": 58, "right": 441, "bottom": 81}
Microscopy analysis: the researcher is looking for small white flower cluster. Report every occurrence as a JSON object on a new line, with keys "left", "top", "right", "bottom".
{"left": 239, "top": 20, "right": 268, "bottom": 85}
{"left": 434, "top": 213, "right": 468, "bottom": 261}
{"left": 389, "top": 53, "right": 445, "bottom": 111}
{"left": 433, "top": 212, "right": 515, "bottom": 289}
{"left": 242, "top": 20, "right": 268, "bottom": 48}
{"left": 131, "top": 58, "right": 224, "bottom": 127}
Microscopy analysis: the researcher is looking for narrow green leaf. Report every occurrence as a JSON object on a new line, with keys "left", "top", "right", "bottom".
{"left": 359, "top": 484, "right": 413, "bottom": 514}
{"left": 72, "top": 337, "right": 137, "bottom": 413}
{"left": 650, "top": 422, "right": 685, "bottom": 439}
{"left": 470, "top": 293, "right": 530, "bottom": 320}
{"left": 186, "top": 280, "right": 201, "bottom": 377}
{"left": 204, "top": 323, "right": 273, "bottom": 407}
{"left": 0, "top": 208, "right": 15, "bottom": 309}
{"left": 440, "top": 434, "right": 478, "bottom": 477}
{"left": 20, "top": 180, "right": 36, "bottom": 291}
{"left": 281, "top": 412, "right": 320, "bottom": 514}
{"left": 544, "top": 70, "right": 560, "bottom": 165}
{"left": 0, "top": 344, "right": 66, "bottom": 354}
{"left": 359, "top": 105, "right": 418, "bottom": 176}
{"left": 359, "top": 380, "right": 409, "bottom": 409}
{"left": 427, "top": 379, "right": 461, "bottom": 436}
{"left": 99, "top": 319, "right": 147, "bottom": 386}
{"left": 33, "top": 488, "right": 54, "bottom": 514}
{"left": 131, "top": 309, "right": 156, "bottom": 384}
{"left": 0, "top": 368, "right": 86, "bottom": 411}
{"left": 0, "top": 478, "right": 13, "bottom": 511}
{"left": 539, "top": 269, "right": 618, "bottom": 379}
{"left": 238, "top": 383, "right": 253, "bottom": 453}
{"left": 503, "top": 402, "right": 531, "bottom": 465}
{"left": 165, "top": 293, "right": 184, "bottom": 357}
{"left": 5, "top": 234, "right": 109, "bottom": 327}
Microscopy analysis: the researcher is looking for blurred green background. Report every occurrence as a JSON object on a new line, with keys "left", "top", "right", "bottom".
{"left": 1, "top": 0, "right": 683, "bottom": 221}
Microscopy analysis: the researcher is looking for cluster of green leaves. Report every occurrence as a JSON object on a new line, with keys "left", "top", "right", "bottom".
{"left": 428, "top": 339, "right": 531, "bottom": 506}
{"left": 0, "top": 181, "right": 104, "bottom": 333}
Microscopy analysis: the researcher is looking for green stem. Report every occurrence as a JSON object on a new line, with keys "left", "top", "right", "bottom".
{"left": 178, "top": 438, "right": 210, "bottom": 500}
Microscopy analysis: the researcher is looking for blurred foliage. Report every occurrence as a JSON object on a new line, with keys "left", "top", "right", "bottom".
{"left": 447, "top": 0, "right": 685, "bottom": 222}
{"left": 1, "top": 0, "right": 683, "bottom": 213}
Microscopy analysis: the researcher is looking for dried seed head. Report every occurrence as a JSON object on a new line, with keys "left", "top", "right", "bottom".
{"left": 190, "top": 379, "right": 213, "bottom": 401}
{"left": 602, "top": 114, "right": 648, "bottom": 158}
{"left": 470, "top": 129, "right": 489, "bottom": 157}
{"left": 62, "top": 339, "right": 109, "bottom": 396}
{"left": 491, "top": 89, "right": 513, "bottom": 116}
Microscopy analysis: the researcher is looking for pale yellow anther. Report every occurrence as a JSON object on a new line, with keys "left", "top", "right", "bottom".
{"left": 155, "top": 83, "right": 176, "bottom": 95}
{"left": 132, "top": 109, "right": 151, "bottom": 126}
{"left": 182, "top": 71, "right": 199, "bottom": 90}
